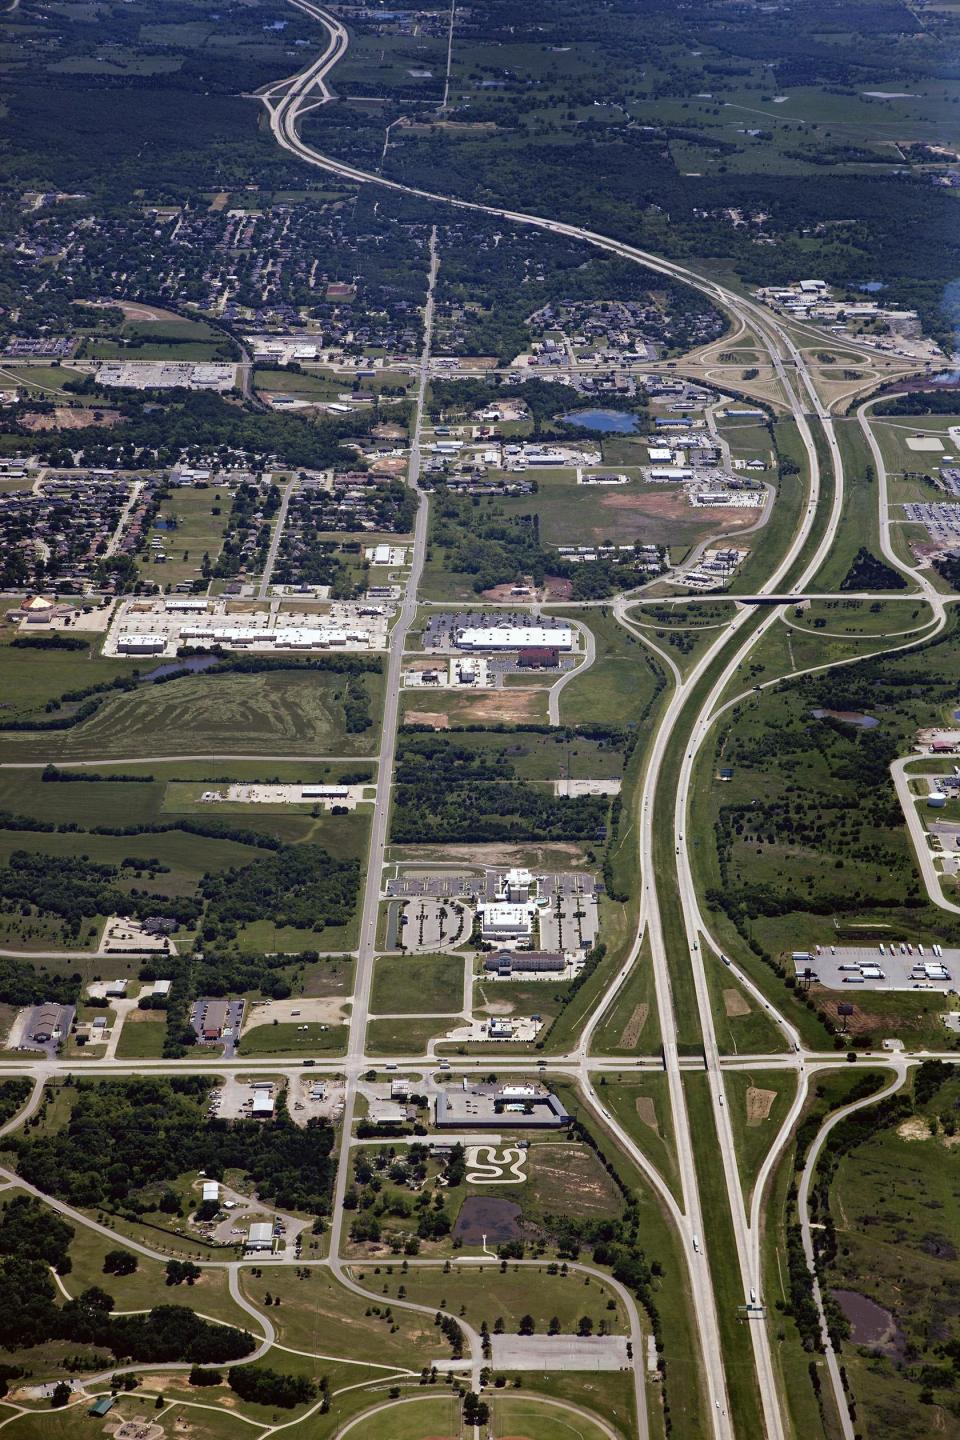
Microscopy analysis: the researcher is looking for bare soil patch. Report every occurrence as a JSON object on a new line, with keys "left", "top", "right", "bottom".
{"left": 745, "top": 1086, "right": 776, "bottom": 1126}
{"left": 21, "top": 407, "right": 121, "bottom": 430}
{"left": 209, "top": 192, "right": 230, "bottom": 212}
{"left": 241, "top": 996, "right": 347, "bottom": 1032}
{"left": 445, "top": 690, "right": 545, "bottom": 724}
{"left": 544, "top": 575, "right": 574, "bottom": 599}
{"left": 481, "top": 579, "right": 537, "bottom": 602}
{"left": 370, "top": 455, "right": 408, "bottom": 476}
{"left": 723, "top": 987, "right": 751, "bottom": 1018}
{"left": 634, "top": 1095, "right": 659, "bottom": 1133}
{"left": 619, "top": 1003, "right": 648, "bottom": 1048}
{"left": 405, "top": 709, "right": 451, "bottom": 730}
{"left": 897, "top": 1116, "right": 932, "bottom": 1141}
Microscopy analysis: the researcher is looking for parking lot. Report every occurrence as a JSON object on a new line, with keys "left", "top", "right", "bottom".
{"left": 794, "top": 944, "right": 959, "bottom": 992}
{"left": 422, "top": 611, "right": 571, "bottom": 650}
{"left": 191, "top": 997, "right": 245, "bottom": 1056}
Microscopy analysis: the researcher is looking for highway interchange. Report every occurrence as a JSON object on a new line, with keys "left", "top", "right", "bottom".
{"left": 0, "top": 9, "right": 956, "bottom": 1440}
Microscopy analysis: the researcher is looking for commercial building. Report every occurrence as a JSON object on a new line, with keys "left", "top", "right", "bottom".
{"left": 252, "top": 1092, "right": 275, "bottom": 1118}
{"left": 116, "top": 634, "right": 167, "bottom": 655}
{"left": 479, "top": 901, "right": 535, "bottom": 941}
{"left": 31, "top": 1004, "right": 63, "bottom": 1043}
{"left": 201, "top": 1181, "right": 219, "bottom": 1203}
{"left": 201, "top": 999, "right": 229, "bottom": 1040}
{"left": 245, "top": 1222, "right": 275, "bottom": 1253}
{"left": 483, "top": 950, "right": 565, "bottom": 976}
{"left": 435, "top": 1082, "right": 571, "bottom": 1130}
{"left": 455, "top": 625, "right": 573, "bottom": 652}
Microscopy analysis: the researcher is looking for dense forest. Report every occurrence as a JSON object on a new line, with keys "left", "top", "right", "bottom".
{"left": 14, "top": 1077, "right": 337, "bottom": 1215}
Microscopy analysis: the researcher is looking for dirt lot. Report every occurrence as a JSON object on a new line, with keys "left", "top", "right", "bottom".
{"left": 723, "top": 988, "right": 751, "bottom": 1018}
{"left": 600, "top": 488, "right": 760, "bottom": 542}
{"left": 20, "top": 407, "right": 121, "bottom": 430}
{"left": 444, "top": 690, "right": 546, "bottom": 724}
{"left": 635, "top": 1095, "right": 659, "bottom": 1133}
{"left": 394, "top": 841, "right": 589, "bottom": 868}
{"left": 481, "top": 580, "right": 538, "bottom": 602}
{"left": 745, "top": 1086, "right": 776, "bottom": 1125}
{"left": 619, "top": 1003, "right": 648, "bottom": 1048}
{"left": 404, "top": 709, "right": 451, "bottom": 729}
{"left": 241, "top": 997, "right": 347, "bottom": 1033}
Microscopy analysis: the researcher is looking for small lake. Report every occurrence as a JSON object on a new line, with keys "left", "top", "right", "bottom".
{"left": 833, "top": 1289, "right": 905, "bottom": 1357}
{"left": 560, "top": 408, "right": 640, "bottom": 433}
{"left": 455, "top": 1196, "right": 523, "bottom": 1244}
{"left": 810, "top": 707, "right": 879, "bottom": 730}
{"left": 145, "top": 655, "right": 221, "bottom": 682}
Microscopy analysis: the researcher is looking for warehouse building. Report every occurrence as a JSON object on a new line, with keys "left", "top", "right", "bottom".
{"left": 455, "top": 625, "right": 573, "bottom": 651}
{"left": 245, "top": 1222, "right": 275, "bottom": 1253}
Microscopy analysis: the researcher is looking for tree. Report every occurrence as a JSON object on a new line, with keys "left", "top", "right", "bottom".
{"left": 518, "top": 1314, "right": 535, "bottom": 1335}
{"left": 103, "top": 1249, "right": 138, "bottom": 1277}
{"left": 50, "top": 1382, "right": 71, "bottom": 1408}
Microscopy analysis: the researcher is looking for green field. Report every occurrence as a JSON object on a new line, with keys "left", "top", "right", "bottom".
{"left": 558, "top": 610, "right": 665, "bottom": 728}
{"left": 0, "top": 668, "right": 384, "bottom": 762}
{"left": 370, "top": 954, "right": 465, "bottom": 1014}
{"left": 137, "top": 485, "right": 233, "bottom": 586}
{"left": 238, "top": 1021, "right": 349, "bottom": 1057}
{"left": 722, "top": 1069, "right": 797, "bottom": 1208}
{"left": 599, "top": 1073, "right": 681, "bottom": 1204}
{"left": 817, "top": 1066, "right": 960, "bottom": 1439}
{"left": 365, "top": 1261, "right": 628, "bottom": 1336}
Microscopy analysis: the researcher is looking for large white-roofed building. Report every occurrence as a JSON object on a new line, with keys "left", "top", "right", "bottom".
{"left": 455, "top": 626, "right": 573, "bottom": 651}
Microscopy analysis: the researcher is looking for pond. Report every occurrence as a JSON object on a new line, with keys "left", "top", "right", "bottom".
{"left": 810, "top": 707, "right": 879, "bottom": 730}
{"left": 560, "top": 408, "right": 640, "bottom": 433}
{"left": 144, "top": 655, "right": 221, "bottom": 682}
{"left": 454, "top": 1196, "right": 523, "bottom": 1244}
{"left": 832, "top": 1289, "right": 905, "bottom": 1357}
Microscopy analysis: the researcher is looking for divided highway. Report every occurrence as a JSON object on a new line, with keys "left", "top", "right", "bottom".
{"left": 253, "top": 7, "right": 868, "bottom": 1437}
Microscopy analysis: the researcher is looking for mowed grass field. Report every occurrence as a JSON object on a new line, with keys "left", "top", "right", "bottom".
{"left": 136, "top": 485, "right": 233, "bottom": 586}
{"left": 0, "top": 629, "right": 139, "bottom": 723}
{"left": 0, "top": 764, "right": 371, "bottom": 952}
{"left": 0, "top": 668, "right": 384, "bottom": 761}
{"left": 370, "top": 954, "right": 465, "bottom": 1014}
{"left": 558, "top": 610, "right": 665, "bottom": 728}
{"left": 238, "top": 1265, "right": 433, "bottom": 1365}
{"left": 368, "top": 1261, "right": 628, "bottom": 1334}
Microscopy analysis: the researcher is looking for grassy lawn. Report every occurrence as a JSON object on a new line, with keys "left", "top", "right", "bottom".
{"left": 703, "top": 954, "right": 787, "bottom": 1057}
{"left": 504, "top": 1374, "right": 638, "bottom": 1440}
{"left": 237, "top": 1022, "right": 349, "bottom": 1057}
{"left": 365, "top": 1262, "right": 628, "bottom": 1335}
{"left": 558, "top": 610, "right": 665, "bottom": 728}
{"left": 598, "top": 1073, "right": 682, "bottom": 1206}
{"left": 239, "top": 1265, "right": 433, "bottom": 1366}
{"left": 371, "top": 954, "right": 465, "bottom": 1015}
{"left": 683, "top": 1072, "right": 764, "bottom": 1438}
{"left": 365, "top": 1016, "right": 444, "bottom": 1056}
{"left": 341, "top": 1395, "right": 461, "bottom": 1440}
{"left": 0, "top": 668, "right": 384, "bottom": 762}
{"left": 820, "top": 1067, "right": 960, "bottom": 1438}
{"left": 114, "top": 1009, "right": 166, "bottom": 1058}
{"left": 0, "top": 630, "right": 139, "bottom": 724}
{"left": 590, "top": 943, "right": 662, "bottom": 1057}
{"left": 63, "top": 1219, "right": 249, "bottom": 1329}
{"left": 137, "top": 484, "right": 233, "bottom": 586}
{"left": 487, "top": 1394, "right": 620, "bottom": 1440}
{"left": 722, "top": 1069, "right": 797, "bottom": 1209}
